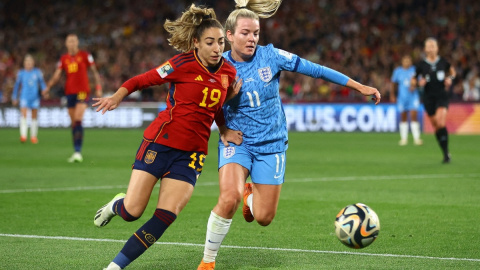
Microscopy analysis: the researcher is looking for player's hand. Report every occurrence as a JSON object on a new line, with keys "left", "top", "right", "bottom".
{"left": 226, "top": 76, "right": 242, "bottom": 102}
{"left": 358, "top": 85, "right": 381, "bottom": 105}
{"left": 41, "top": 88, "right": 50, "bottom": 99}
{"left": 92, "top": 96, "right": 121, "bottom": 114}
{"left": 418, "top": 77, "right": 427, "bottom": 87}
{"left": 12, "top": 100, "right": 18, "bottom": 106}
{"left": 444, "top": 77, "right": 453, "bottom": 88}
{"left": 220, "top": 128, "right": 243, "bottom": 147}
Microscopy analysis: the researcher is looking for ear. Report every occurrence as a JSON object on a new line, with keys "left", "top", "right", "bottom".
{"left": 193, "top": 38, "right": 199, "bottom": 49}
{"left": 226, "top": 30, "right": 234, "bottom": 43}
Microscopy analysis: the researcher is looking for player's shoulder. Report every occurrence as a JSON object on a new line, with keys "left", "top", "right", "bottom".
{"left": 222, "top": 57, "right": 236, "bottom": 73}
{"left": 168, "top": 50, "right": 196, "bottom": 69}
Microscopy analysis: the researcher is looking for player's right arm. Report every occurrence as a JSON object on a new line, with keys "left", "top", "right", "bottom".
{"left": 43, "top": 68, "right": 63, "bottom": 99}
{"left": 11, "top": 71, "right": 22, "bottom": 106}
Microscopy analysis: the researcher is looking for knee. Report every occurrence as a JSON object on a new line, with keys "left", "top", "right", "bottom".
{"left": 217, "top": 191, "right": 242, "bottom": 216}
{"left": 255, "top": 215, "right": 275, "bottom": 226}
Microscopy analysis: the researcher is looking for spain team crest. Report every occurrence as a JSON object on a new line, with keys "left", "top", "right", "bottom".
{"left": 258, "top": 67, "right": 272, "bottom": 82}
{"left": 144, "top": 150, "right": 157, "bottom": 164}
{"left": 221, "top": 74, "right": 229, "bottom": 89}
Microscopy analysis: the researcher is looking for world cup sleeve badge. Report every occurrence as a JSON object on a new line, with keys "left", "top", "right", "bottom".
{"left": 144, "top": 150, "right": 157, "bottom": 164}
{"left": 157, "top": 62, "right": 174, "bottom": 78}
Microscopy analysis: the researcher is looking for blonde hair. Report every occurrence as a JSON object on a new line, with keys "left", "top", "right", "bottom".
{"left": 164, "top": 4, "right": 223, "bottom": 53}
{"left": 225, "top": 0, "right": 282, "bottom": 34}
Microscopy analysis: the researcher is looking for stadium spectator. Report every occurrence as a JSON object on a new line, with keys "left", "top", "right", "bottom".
{"left": 1, "top": 1, "right": 479, "bottom": 103}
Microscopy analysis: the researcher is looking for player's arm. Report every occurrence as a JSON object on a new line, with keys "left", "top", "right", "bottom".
{"left": 11, "top": 72, "right": 21, "bottom": 105}
{"left": 43, "top": 68, "right": 62, "bottom": 99}
{"left": 390, "top": 82, "right": 398, "bottom": 103}
{"left": 444, "top": 66, "right": 456, "bottom": 88}
{"left": 90, "top": 65, "right": 103, "bottom": 98}
{"left": 93, "top": 69, "right": 166, "bottom": 114}
{"left": 294, "top": 57, "right": 381, "bottom": 104}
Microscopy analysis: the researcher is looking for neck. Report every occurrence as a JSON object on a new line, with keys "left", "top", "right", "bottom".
{"left": 426, "top": 55, "right": 437, "bottom": 62}
{"left": 68, "top": 48, "right": 79, "bottom": 55}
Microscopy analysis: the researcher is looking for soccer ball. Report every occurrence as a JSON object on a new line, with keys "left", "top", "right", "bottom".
{"left": 334, "top": 203, "right": 380, "bottom": 249}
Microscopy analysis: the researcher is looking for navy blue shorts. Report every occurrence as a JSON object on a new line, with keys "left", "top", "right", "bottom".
{"left": 133, "top": 140, "right": 206, "bottom": 186}
{"left": 66, "top": 92, "right": 90, "bottom": 108}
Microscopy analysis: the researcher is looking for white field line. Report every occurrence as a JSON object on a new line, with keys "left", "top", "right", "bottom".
{"left": 0, "top": 233, "right": 479, "bottom": 262}
{"left": 1, "top": 173, "right": 479, "bottom": 194}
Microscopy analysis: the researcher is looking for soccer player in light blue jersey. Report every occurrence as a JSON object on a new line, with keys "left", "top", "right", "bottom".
{"left": 391, "top": 55, "right": 422, "bottom": 146}
{"left": 11, "top": 55, "right": 47, "bottom": 144}
{"left": 198, "top": 1, "right": 381, "bottom": 269}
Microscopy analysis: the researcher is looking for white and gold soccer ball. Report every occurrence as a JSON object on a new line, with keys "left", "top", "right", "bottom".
{"left": 335, "top": 203, "right": 380, "bottom": 249}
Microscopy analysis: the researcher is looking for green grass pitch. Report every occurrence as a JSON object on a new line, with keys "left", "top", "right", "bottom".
{"left": 0, "top": 128, "right": 479, "bottom": 269}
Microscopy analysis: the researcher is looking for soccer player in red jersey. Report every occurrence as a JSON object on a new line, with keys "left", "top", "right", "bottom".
{"left": 43, "top": 33, "right": 102, "bottom": 163}
{"left": 92, "top": 4, "right": 242, "bottom": 269}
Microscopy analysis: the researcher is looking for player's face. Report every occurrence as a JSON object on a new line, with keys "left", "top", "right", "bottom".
{"left": 401, "top": 56, "right": 411, "bottom": 68}
{"left": 24, "top": 57, "right": 34, "bottom": 70}
{"left": 425, "top": 40, "right": 438, "bottom": 58}
{"left": 65, "top": 35, "right": 79, "bottom": 54}
{"left": 194, "top": 27, "right": 225, "bottom": 67}
{"left": 227, "top": 17, "right": 260, "bottom": 62}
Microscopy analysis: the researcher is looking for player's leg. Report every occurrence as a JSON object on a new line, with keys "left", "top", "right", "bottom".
{"left": 410, "top": 109, "right": 422, "bottom": 145}
{"left": 398, "top": 99, "right": 408, "bottom": 145}
{"left": 432, "top": 106, "right": 450, "bottom": 163}
{"left": 250, "top": 183, "right": 282, "bottom": 226}
{"left": 66, "top": 93, "right": 87, "bottom": 162}
{"left": 19, "top": 104, "right": 28, "bottom": 143}
{"left": 199, "top": 145, "right": 251, "bottom": 269}
{"left": 246, "top": 151, "right": 286, "bottom": 226}
{"left": 30, "top": 99, "right": 40, "bottom": 143}
{"left": 106, "top": 177, "right": 193, "bottom": 270}
{"left": 408, "top": 93, "right": 422, "bottom": 145}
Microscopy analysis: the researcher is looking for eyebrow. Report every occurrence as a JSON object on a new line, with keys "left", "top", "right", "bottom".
{"left": 204, "top": 37, "right": 225, "bottom": 41}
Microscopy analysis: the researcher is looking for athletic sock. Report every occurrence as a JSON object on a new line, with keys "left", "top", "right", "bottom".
{"left": 113, "top": 198, "right": 139, "bottom": 222}
{"left": 31, "top": 119, "right": 38, "bottom": 138}
{"left": 435, "top": 127, "right": 449, "bottom": 157}
{"left": 247, "top": 194, "right": 254, "bottom": 217}
{"left": 112, "top": 209, "right": 176, "bottom": 269}
{"left": 20, "top": 117, "right": 27, "bottom": 138}
{"left": 202, "top": 211, "right": 233, "bottom": 263}
{"left": 410, "top": 121, "right": 421, "bottom": 141}
{"left": 72, "top": 121, "right": 83, "bottom": 152}
{"left": 399, "top": 122, "right": 408, "bottom": 141}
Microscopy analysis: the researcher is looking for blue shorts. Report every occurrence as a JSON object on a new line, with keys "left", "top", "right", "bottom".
{"left": 66, "top": 92, "right": 90, "bottom": 108}
{"left": 218, "top": 143, "right": 286, "bottom": 185}
{"left": 397, "top": 92, "right": 420, "bottom": 113}
{"left": 20, "top": 98, "right": 40, "bottom": 109}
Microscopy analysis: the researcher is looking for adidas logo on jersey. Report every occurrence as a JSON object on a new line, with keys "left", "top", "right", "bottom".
{"left": 195, "top": 75, "right": 203, "bottom": 81}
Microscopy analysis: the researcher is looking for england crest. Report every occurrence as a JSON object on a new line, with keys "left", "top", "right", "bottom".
{"left": 223, "top": 146, "right": 235, "bottom": 159}
{"left": 258, "top": 67, "right": 272, "bottom": 82}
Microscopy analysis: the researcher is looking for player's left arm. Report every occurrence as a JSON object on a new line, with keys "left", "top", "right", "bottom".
{"left": 294, "top": 56, "right": 381, "bottom": 104}
{"left": 444, "top": 65, "right": 456, "bottom": 88}
{"left": 90, "top": 64, "right": 102, "bottom": 98}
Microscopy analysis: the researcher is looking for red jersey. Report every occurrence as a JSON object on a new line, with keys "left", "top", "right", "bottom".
{"left": 57, "top": 50, "right": 95, "bottom": 95}
{"left": 122, "top": 50, "right": 236, "bottom": 154}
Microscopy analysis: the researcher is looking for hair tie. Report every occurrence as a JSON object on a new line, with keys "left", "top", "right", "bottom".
{"left": 238, "top": 6, "right": 248, "bottom": 9}
{"left": 203, "top": 14, "right": 212, "bottom": 20}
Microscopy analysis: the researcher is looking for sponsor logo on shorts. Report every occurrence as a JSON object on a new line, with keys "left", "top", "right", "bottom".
{"left": 144, "top": 150, "right": 157, "bottom": 164}
{"left": 223, "top": 146, "right": 235, "bottom": 159}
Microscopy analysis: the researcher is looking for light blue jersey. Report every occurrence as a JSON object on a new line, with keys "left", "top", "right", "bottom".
{"left": 222, "top": 44, "right": 349, "bottom": 154}
{"left": 391, "top": 66, "right": 420, "bottom": 112}
{"left": 12, "top": 68, "right": 46, "bottom": 108}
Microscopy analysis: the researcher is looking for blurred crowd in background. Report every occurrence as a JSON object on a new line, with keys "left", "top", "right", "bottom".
{"left": 1, "top": 0, "right": 479, "bottom": 105}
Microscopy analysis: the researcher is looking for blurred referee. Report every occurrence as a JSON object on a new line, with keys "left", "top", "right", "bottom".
{"left": 412, "top": 37, "right": 456, "bottom": 163}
